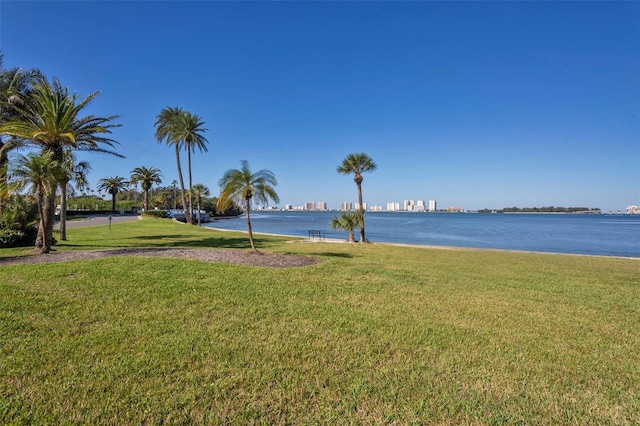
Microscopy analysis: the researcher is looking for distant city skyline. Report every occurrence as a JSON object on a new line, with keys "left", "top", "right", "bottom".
{"left": 2, "top": 2, "right": 638, "bottom": 211}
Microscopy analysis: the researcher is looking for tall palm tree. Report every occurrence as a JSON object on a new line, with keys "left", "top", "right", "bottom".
{"left": 0, "top": 77, "right": 121, "bottom": 251}
{"left": 10, "top": 152, "right": 63, "bottom": 253}
{"left": 337, "top": 152, "right": 377, "bottom": 243}
{"left": 191, "top": 183, "right": 210, "bottom": 226}
{"left": 217, "top": 160, "right": 279, "bottom": 251}
{"left": 129, "top": 166, "right": 162, "bottom": 211}
{"left": 58, "top": 150, "right": 91, "bottom": 240}
{"left": 330, "top": 211, "right": 362, "bottom": 243}
{"left": 177, "top": 111, "right": 208, "bottom": 218}
{"left": 0, "top": 54, "right": 43, "bottom": 197}
{"left": 97, "top": 176, "right": 128, "bottom": 212}
{"left": 155, "top": 107, "right": 190, "bottom": 223}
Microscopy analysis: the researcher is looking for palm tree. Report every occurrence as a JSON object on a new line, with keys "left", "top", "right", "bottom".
{"left": 58, "top": 150, "right": 92, "bottom": 240}
{"left": 217, "top": 160, "right": 279, "bottom": 251}
{"left": 191, "top": 183, "right": 210, "bottom": 226}
{"left": 154, "top": 108, "right": 208, "bottom": 224}
{"left": 129, "top": 166, "right": 162, "bottom": 212}
{"left": 155, "top": 107, "right": 190, "bottom": 223}
{"left": 10, "top": 152, "right": 63, "bottom": 253}
{"left": 171, "top": 179, "right": 178, "bottom": 209}
{"left": 0, "top": 77, "right": 121, "bottom": 251}
{"left": 177, "top": 111, "right": 208, "bottom": 218}
{"left": 337, "top": 152, "right": 377, "bottom": 243}
{"left": 330, "top": 211, "right": 362, "bottom": 243}
{"left": 0, "top": 54, "right": 43, "bottom": 198}
{"left": 97, "top": 176, "right": 128, "bottom": 212}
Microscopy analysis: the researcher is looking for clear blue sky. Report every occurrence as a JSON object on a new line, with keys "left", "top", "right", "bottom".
{"left": 1, "top": 1, "right": 638, "bottom": 211}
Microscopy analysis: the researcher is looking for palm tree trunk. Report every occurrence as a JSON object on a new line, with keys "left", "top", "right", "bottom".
{"left": 357, "top": 182, "right": 365, "bottom": 243}
{"left": 144, "top": 189, "right": 149, "bottom": 211}
{"left": 36, "top": 198, "right": 48, "bottom": 254}
{"left": 38, "top": 190, "right": 55, "bottom": 253}
{"left": 245, "top": 199, "right": 256, "bottom": 251}
{"left": 175, "top": 146, "right": 191, "bottom": 224}
{"left": 197, "top": 198, "right": 202, "bottom": 226}
{"left": 187, "top": 148, "right": 193, "bottom": 223}
{"left": 0, "top": 149, "right": 8, "bottom": 210}
{"left": 59, "top": 184, "right": 67, "bottom": 240}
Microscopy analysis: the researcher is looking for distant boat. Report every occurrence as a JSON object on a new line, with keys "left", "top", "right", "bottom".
{"left": 168, "top": 210, "right": 211, "bottom": 223}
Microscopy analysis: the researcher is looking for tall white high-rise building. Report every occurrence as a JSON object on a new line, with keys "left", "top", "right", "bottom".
{"left": 341, "top": 202, "right": 353, "bottom": 210}
{"left": 429, "top": 199, "right": 437, "bottom": 212}
{"left": 386, "top": 202, "right": 400, "bottom": 211}
{"left": 354, "top": 202, "right": 367, "bottom": 211}
{"left": 317, "top": 202, "right": 327, "bottom": 210}
{"left": 305, "top": 202, "right": 316, "bottom": 210}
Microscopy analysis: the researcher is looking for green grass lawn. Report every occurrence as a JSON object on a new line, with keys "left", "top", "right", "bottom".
{"left": 1, "top": 218, "right": 638, "bottom": 424}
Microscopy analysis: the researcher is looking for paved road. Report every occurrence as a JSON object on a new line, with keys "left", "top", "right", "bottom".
{"left": 61, "top": 214, "right": 141, "bottom": 228}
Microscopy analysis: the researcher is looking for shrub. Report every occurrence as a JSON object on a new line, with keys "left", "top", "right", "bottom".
{"left": 142, "top": 210, "right": 169, "bottom": 219}
{"left": 0, "top": 195, "right": 39, "bottom": 248}
{"left": 0, "top": 227, "right": 38, "bottom": 248}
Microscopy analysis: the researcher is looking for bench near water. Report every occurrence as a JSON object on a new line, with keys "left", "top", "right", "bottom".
{"left": 308, "top": 230, "right": 325, "bottom": 240}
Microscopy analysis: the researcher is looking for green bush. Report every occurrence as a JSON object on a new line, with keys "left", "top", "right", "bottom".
{"left": 0, "top": 195, "right": 39, "bottom": 248}
{"left": 0, "top": 228, "right": 25, "bottom": 248}
{"left": 141, "top": 210, "right": 169, "bottom": 219}
{"left": 0, "top": 227, "right": 38, "bottom": 248}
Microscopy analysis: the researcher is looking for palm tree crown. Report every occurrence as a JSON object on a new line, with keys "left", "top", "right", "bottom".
{"left": 1, "top": 78, "right": 121, "bottom": 159}
{"left": 217, "top": 160, "right": 279, "bottom": 251}
{"left": 129, "top": 166, "right": 163, "bottom": 211}
{"left": 337, "top": 152, "right": 377, "bottom": 243}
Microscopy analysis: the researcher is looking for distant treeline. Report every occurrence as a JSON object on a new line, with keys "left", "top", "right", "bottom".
{"left": 478, "top": 207, "right": 601, "bottom": 214}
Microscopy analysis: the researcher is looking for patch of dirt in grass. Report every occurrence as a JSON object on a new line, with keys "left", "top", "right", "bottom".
{"left": 0, "top": 248, "right": 320, "bottom": 268}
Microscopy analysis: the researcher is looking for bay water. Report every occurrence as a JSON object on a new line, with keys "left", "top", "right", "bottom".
{"left": 204, "top": 211, "right": 640, "bottom": 258}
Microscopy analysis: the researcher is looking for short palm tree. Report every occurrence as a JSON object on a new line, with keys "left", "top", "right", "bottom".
{"left": 129, "top": 166, "right": 163, "bottom": 211}
{"left": 337, "top": 152, "right": 377, "bottom": 243}
{"left": 58, "top": 150, "right": 91, "bottom": 240}
{"left": 330, "top": 211, "right": 363, "bottom": 243}
{"left": 97, "top": 176, "right": 128, "bottom": 212}
{"left": 0, "top": 77, "right": 120, "bottom": 251}
{"left": 10, "top": 152, "right": 63, "bottom": 253}
{"left": 191, "top": 183, "right": 210, "bottom": 226}
{"left": 217, "top": 160, "right": 279, "bottom": 251}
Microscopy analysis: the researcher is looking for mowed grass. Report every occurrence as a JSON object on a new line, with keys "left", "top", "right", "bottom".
{"left": 1, "top": 219, "right": 638, "bottom": 424}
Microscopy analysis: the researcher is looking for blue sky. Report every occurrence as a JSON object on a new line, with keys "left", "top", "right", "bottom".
{"left": 1, "top": 1, "right": 638, "bottom": 211}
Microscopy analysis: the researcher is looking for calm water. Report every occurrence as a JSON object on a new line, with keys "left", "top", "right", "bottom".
{"left": 204, "top": 211, "right": 640, "bottom": 258}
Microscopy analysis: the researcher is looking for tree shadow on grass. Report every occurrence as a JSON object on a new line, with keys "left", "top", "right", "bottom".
{"left": 128, "top": 235, "right": 253, "bottom": 249}
{"left": 57, "top": 235, "right": 253, "bottom": 250}
{"left": 282, "top": 251, "right": 354, "bottom": 259}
